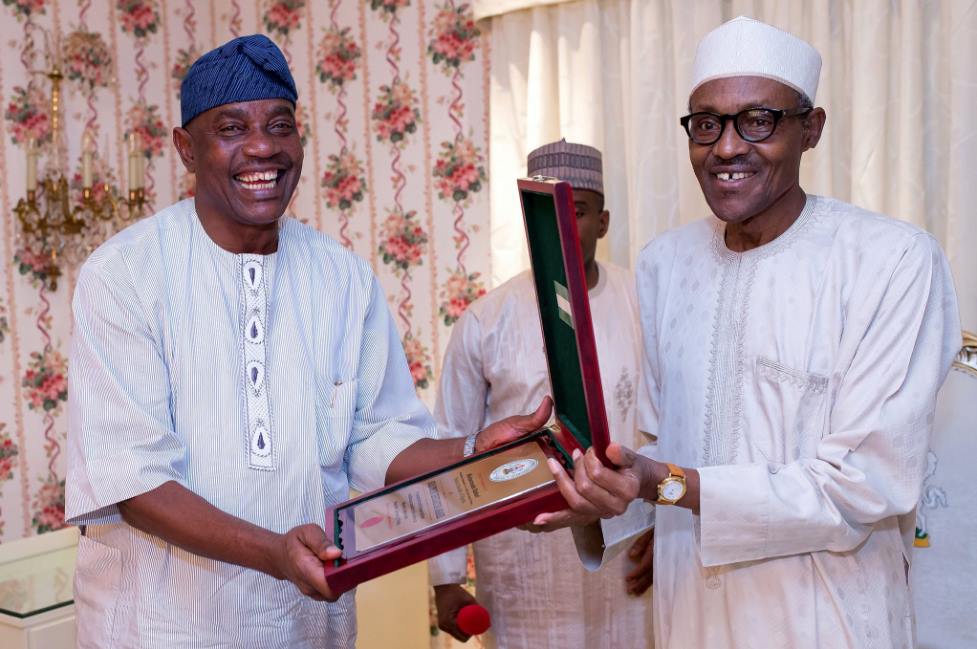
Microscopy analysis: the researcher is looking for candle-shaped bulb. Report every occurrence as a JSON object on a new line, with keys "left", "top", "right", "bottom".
{"left": 82, "top": 133, "right": 94, "bottom": 190}
{"left": 26, "top": 138, "right": 38, "bottom": 193}
{"left": 135, "top": 134, "right": 145, "bottom": 191}
{"left": 128, "top": 133, "right": 139, "bottom": 193}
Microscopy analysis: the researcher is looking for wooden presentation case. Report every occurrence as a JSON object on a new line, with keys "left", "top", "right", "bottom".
{"left": 323, "top": 178, "right": 610, "bottom": 594}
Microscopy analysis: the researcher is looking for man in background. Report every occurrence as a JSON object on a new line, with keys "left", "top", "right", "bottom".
{"left": 430, "top": 140, "right": 654, "bottom": 648}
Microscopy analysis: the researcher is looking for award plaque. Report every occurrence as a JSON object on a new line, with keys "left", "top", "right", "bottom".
{"left": 323, "top": 178, "right": 611, "bottom": 594}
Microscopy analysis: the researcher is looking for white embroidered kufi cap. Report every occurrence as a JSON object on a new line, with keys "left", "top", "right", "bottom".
{"left": 690, "top": 16, "right": 822, "bottom": 102}
{"left": 526, "top": 139, "right": 603, "bottom": 195}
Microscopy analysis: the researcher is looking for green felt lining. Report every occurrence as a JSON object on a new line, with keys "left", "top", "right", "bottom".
{"left": 521, "top": 190, "right": 592, "bottom": 450}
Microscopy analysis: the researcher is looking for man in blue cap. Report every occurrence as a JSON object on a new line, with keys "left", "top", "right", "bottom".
{"left": 65, "top": 34, "right": 549, "bottom": 649}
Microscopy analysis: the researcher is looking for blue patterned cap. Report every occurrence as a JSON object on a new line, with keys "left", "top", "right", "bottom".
{"left": 180, "top": 34, "right": 298, "bottom": 127}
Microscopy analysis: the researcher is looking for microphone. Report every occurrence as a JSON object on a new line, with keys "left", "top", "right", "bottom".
{"left": 456, "top": 603, "right": 491, "bottom": 636}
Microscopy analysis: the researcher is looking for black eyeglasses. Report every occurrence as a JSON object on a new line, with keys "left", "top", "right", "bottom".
{"left": 679, "top": 107, "right": 813, "bottom": 145}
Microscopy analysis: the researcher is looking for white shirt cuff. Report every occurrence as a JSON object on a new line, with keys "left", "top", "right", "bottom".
{"left": 427, "top": 546, "right": 468, "bottom": 586}
{"left": 572, "top": 499, "right": 656, "bottom": 571}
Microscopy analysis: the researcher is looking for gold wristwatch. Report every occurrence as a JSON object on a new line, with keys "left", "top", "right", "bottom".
{"left": 656, "top": 463, "right": 687, "bottom": 505}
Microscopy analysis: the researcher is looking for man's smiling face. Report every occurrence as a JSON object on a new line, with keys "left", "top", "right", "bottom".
{"left": 688, "top": 76, "right": 822, "bottom": 225}
{"left": 175, "top": 97, "right": 303, "bottom": 230}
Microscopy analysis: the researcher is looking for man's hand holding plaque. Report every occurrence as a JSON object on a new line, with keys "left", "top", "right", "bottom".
{"left": 549, "top": 442, "right": 700, "bottom": 516}
{"left": 546, "top": 444, "right": 643, "bottom": 519}
{"left": 323, "top": 179, "right": 617, "bottom": 594}
{"left": 472, "top": 396, "right": 554, "bottom": 455}
{"left": 274, "top": 524, "right": 345, "bottom": 602}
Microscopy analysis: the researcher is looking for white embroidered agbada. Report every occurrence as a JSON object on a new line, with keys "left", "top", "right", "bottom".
{"left": 66, "top": 200, "right": 435, "bottom": 649}
{"left": 429, "top": 262, "right": 655, "bottom": 649}
{"left": 638, "top": 195, "right": 960, "bottom": 649}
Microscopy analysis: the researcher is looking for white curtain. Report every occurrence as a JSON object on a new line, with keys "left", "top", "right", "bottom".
{"left": 486, "top": 0, "right": 977, "bottom": 328}
{"left": 474, "top": 0, "right": 578, "bottom": 20}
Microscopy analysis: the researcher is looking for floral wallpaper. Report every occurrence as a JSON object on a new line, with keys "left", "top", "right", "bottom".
{"left": 0, "top": 0, "right": 490, "bottom": 546}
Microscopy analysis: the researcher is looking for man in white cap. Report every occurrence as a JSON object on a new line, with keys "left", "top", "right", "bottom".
{"left": 545, "top": 17, "right": 960, "bottom": 648}
{"left": 428, "top": 140, "right": 655, "bottom": 648}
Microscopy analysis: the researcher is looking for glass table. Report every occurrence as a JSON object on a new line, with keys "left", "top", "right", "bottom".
{"left": 0, "top": 528, "right": 77, "bottom": 649}
{"left": 0, "top": 545, "right": 75, "bottom": 618}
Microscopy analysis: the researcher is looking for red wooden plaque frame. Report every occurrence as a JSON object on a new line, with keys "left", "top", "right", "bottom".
{"left": 322, "top": 179, "right": 609, "bottom": 595}
{"left": 517, "top": 177, "right": 611, "bottom": 465}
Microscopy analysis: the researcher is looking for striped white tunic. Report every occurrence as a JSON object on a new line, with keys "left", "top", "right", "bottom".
{"left": 66, "top": 199, "right": 435, "bottom": 649}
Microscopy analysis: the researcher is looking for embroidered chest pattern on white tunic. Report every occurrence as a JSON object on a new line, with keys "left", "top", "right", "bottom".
{"left": 701, "top": 201, "right": 819, "bottom": 467}
{"left": 702, "top": 250, "right": 758, "bottom": 467}
{"left": 614, "top": 366, "right": 635, "bottom": 427}
{"left": 242, "top": 255, "right": 274, "bottom": 470}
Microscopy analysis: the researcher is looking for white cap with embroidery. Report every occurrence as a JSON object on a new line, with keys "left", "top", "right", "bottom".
{"left": 690, "top": 16, "right": 822, "bottom": 102}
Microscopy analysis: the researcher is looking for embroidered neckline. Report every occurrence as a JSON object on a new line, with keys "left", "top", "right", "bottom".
{"left": 190, "top": 205, "right": 284, "bottom": 268}
{"left": 711, "top": 194, "right": 822, "bottom": 264}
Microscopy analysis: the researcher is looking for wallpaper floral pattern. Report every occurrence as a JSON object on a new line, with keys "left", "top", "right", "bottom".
{"left": 0, "top": 0, "right": 490, "bottom": 551}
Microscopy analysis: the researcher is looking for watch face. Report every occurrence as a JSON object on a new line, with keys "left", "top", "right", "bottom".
{"left": 661, "top": 479, "right": 685, "bottom": 502}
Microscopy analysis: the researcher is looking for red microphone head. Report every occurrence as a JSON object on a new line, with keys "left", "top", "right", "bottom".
{"left": 457, "top": 603, "right": 491, "bottom": 636}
